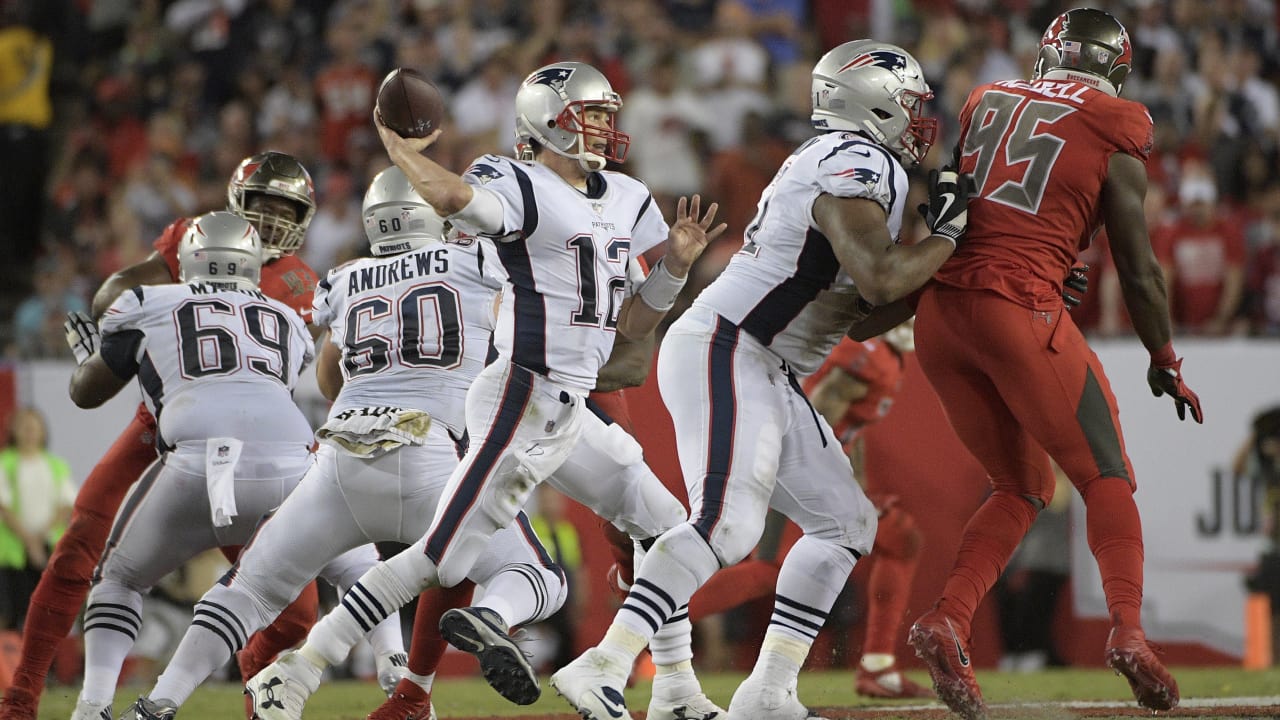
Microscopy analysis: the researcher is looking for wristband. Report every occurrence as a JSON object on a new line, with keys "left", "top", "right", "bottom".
{"left": 927, "top": 233, "right": 957, "bottom": 249}
{"left": 636, "top": 259, "right": 687, "bottom": 312}
{"left": 1150, "top": 342, "right": 1177, "bottom": 368}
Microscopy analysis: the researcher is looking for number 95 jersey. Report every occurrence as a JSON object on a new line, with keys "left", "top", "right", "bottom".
{"left": 312, "top": 240, "right": 503, "bottom": 435}
{"left": 935, "top": 78, "right": 1153, "bottom": 310}
{"left": 98, "top": 283, "right": 315, "bottom": 449}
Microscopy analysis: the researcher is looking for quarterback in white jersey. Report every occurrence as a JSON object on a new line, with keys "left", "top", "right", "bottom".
{"left": 558, "top": 41, "right": 977, "bottom": 720}
{"left": 247, "top": 61, "right": 728, "bottom": 720}
{"left": 64, "top": 213, "right": 318, "bottom": 718}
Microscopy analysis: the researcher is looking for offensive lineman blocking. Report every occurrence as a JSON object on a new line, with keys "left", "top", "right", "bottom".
{"left": 552, "top": 40, "right": 974, "bottom": 720}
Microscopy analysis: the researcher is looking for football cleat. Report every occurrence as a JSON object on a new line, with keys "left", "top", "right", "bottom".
{"left": 908, "top": 608, "right": 987, "bottom": 720}
{"left": 1104, "top": 625, "right": 1179, "bottom": 711}
{"left": 69, "top": 697, "right": 111, "bottom": 720}
{"left": 118, "top": 696, "right": 177, "bottom": 720}
{"left": 647, "top": 667, "right": 726, "bottom": 719}
{"left": 549, "top": 648, "right": 632, "bottom": 720}
{"left": 365, "top": 678, "right": 436, "bottom": 720}
{"left": 854, "top": 664, "right": 935, "bottom": 699}
{"left": 727, "top": 675, "right": 829, "bottom": 720}
{"left": 245, "top": 651, "right": 321, "bottom": 720}
{"left": 439, "top": 607, "right": 539, "bottom": 705}
{"left": 376, "top": 652, "right": 410, "bottom": 697}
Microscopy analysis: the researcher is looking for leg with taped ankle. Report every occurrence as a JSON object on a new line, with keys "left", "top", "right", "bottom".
{"left": 302, "top": 559, "right": 428, "bottom": 667}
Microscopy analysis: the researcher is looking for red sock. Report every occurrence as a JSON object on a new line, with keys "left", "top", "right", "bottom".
{"left": 862, "top": 506, "right": 924, "bottom": 655}
{"left": 689, "top": 559, "right": 779, "bottom": 622}
{"left": 237, "top": 582, "right": 319, "bottom": 679}
{"left": 1081, "top": 478, "right": 1144, "bottom": 627}
{"left": 938, "top": 492, "right": 1038, "bottom": 638}
{"left": 600, "top": 521, "right": 634, "bottom": 585}
{"left": 408, "top": 581, "right": 475, "bottom": 676}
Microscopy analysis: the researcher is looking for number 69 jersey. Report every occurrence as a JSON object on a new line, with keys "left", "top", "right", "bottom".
{"left": 693, "top": 131, "right": 909, "bottom": 375}
{"left": 312, "top": 239, "right": 503, "bottom": 435}
{"left": 98, "top": 283, "right": 315, "bottom": 450}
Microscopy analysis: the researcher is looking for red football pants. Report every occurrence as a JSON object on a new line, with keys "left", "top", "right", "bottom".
{"left": 915, "top": 286, "right": 1145, "bottom": 632}
{"left": 3, "top": 407, "right": 317, "bottom": 715}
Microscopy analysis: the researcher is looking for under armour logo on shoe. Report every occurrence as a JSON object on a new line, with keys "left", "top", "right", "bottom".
{"left": 945, "top": 618, "right": 970, "bottom": 667}
{"left": 672, "top": 706, "right": 720, "bottom": 719}
{"left": 258, "top": 677, "right": 286, "bottom": 710}
{"left": 591, "top": 687, "right": 626, "bottom": 718}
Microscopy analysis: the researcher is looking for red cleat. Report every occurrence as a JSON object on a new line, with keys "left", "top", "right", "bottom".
{"left": 907, "top": 609, "right": 987, "bottom": 720}
{"left": 367, "top": 678, "right": 433, "bottom": 720}
{"left": 855, "top": 664, "right": 935, "bottom": 699}
{"left": 1104, "top": 625, "right": 1179, "bottom": 712}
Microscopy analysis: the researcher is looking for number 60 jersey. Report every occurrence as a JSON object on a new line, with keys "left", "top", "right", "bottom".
{"left": 98, "top": 283, "right": 315, "bottom": 450}
{"left": 312, "top": 239, "right": 504, "bottom": 436}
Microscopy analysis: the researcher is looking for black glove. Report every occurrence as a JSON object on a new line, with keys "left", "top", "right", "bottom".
{"left": 1147, "top": 357, "right": 1203, "bottom": 423}
{"left": 64, "top": 311, "right": 100, "bottom": 366}
{"left": 1063, "top": 264, "right": 1090, "bottom": 310}
{"left": 917, "top": 168, "right": 978, "bottom": 245}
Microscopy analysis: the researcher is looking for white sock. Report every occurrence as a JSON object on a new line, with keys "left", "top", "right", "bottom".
{"left": 302, "top": 560, "right": 425, "bottom": 667}
{"left": 151, "top": 590, "right": 273, "bottom": 704}
{"left": 476, "top": 563, "right": 558, "bottom": 627}
{"left": 616, "top": 524, "right": 719, "bottom": 647}
{"left": 649, "top": 605, "right": 693, "bottom": 667}
{"left": 81, "top": 582, "right": 144, "bottom": 703}
{"left": 751, "top": 631, "right": 811, "bottom": 687}
{"left": 407, "top": 671, "right": 435, "bottom": 693}
{"left": 768, "top": 536, "right": 856, "bottom": 646}
{"left": 861, "top": 653, "right": 894, "bottom": 672}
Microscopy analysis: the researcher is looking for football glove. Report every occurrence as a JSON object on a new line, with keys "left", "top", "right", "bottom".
{"left": 1147, "top": 356, "right": 1203, "bottom": 423}
{"left": 64, "top": 311, "right": 100, "bottom": 366}
{"left": 1063, "top": 264, "right": 1090, "bottom": 310}
{"left": 918, "top": 168, "right": 978, "bottom": 246}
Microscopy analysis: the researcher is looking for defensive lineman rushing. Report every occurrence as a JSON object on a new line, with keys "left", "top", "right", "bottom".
{"left": 552, "top": 40, "right": 975, "bottom": 720}
{"left": 63, "top": 213, "right": 323, "bottom": 720}
{"left": 120, "top": 167, "right": 568, "bottom": 720}
{"left": 247, "top": 61, "right": 728, "bottom": 720}
{"left": 907, "top": 9, "right": 1196, "bottom": 719}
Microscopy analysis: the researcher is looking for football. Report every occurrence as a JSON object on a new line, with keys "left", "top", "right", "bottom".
{"left": 375, "top": 68, "right": 445, "bottom": 138}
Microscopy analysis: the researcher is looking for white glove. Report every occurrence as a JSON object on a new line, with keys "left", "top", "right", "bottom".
{"left": 64, "top": 311, "right": 100, "bottom": 366}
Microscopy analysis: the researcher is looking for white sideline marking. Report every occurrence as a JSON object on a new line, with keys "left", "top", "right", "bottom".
{"left": 852, "top": 696, "right": 1280, "bottom": 711}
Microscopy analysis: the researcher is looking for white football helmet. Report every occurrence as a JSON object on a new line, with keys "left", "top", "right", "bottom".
{"left": 227, "top": 151, "right": 317, "bottom": 258}
{"left": 178, "top": 211, "right": 263, "bottom": 290}
{"left": 362, "top": 166, "right": 447, "bottom": 257}
{"left": 811, "top": 40, "right": 937, "bottom": 166}
{"left": 514, "top": 62, "right": 629, "bottom": 172}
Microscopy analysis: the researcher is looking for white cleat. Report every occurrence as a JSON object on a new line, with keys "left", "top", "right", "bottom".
{"left": 646, "top": 668, "right": 727, "bottom": 720}
{"left": 549, "top": 648, "right": 631, "bottom": 720}
{"left": 69, "top": 696, "right": 111, "bottom": 720}
{"left": 727, "top": 675, "right": 831, "bottom": 720}
{"left": 376, "top": 652, "right": 410, "bottom": 697}
{"left": 245, "top": 651, "right": 322, "bottom": 720}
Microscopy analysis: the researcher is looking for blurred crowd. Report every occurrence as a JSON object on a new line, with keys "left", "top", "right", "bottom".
{"left": 2, "top": 0, "right": 1280, "bottom": 360}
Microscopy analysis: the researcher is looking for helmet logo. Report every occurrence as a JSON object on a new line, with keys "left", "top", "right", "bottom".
{"left": 837, "top": 50, "right": 909, "bottom": 81}
{"left": 526, "top": 66, "right": 576, "bottom": 91}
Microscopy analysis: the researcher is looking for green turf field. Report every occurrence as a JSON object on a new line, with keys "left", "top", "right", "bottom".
{"left": 31, "top": 666, "right": 1280, "bottom": 718}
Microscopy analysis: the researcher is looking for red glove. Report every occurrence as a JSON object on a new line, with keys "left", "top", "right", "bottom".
{"left": 1147, "top": 347, "right": 1203, "bottom": 423}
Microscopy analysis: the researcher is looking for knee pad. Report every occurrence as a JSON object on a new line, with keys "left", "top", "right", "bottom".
{"left": 319, "top": 544, "right": 382, "bottom": 592}
{"left": 699, "top": 511, "right": 767, "bottom": 567}
{"left": 874, "top": 505, "right": 924, "bottom": 560}
{"left": 647, "top": 523, "right": 722, "bottom": 586}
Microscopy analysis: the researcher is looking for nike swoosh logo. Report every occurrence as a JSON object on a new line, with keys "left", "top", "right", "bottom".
{"left": 945, "top": 618, "right": 970, "bottom": 667}
{"left": 590, "top": 690, "right": 625, "bottom": 718}
{"left": 935, "top": 192, "right": 956, "bottom": 224}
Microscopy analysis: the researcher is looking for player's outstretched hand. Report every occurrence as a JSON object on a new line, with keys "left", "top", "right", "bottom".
{"left": 917, "top": 168, "right": 978, "bottom": 246}
{"left": 1147, "top": 357, "right": 1203, "bottom": 423}
{"left": 64, "top": 311, "right": 100, "bottom": 366}
{"left": 1063, "top": 264, "right": 1090, "bottom": 309}
{"left": 374, "top": 110, "right": 442, "bottom": 159}
{"left": 666, "top": 194, "right": 728, "bottom": 276}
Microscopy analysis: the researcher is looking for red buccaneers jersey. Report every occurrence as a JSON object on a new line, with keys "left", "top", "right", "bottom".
{"left": 153, "top": 219, "right": 319, "bottom": 321}
{"left": 933, "top": 78, "right": 1153, "bottom": 310}
{"left": 803, "top": 337, "right": 903, "bottom": 450}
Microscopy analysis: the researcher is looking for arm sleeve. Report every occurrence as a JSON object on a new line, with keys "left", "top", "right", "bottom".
{"left": 457, "top": 156, "right": 527, "bottom": 239}
{"left": 630, "top": 191, "right": 670, "bottom": 256}
{"left": 98, "top": 288, "right": 146, "bottom": 380}
{"left": 312, "top": 271, "right": 339, "bottom": 328}
{"left": 813, "top": 142, "right": 899, "bottom": 214}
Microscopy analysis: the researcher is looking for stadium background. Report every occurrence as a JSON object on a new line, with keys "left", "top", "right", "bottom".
{"left": 2, "top": 0, "right": 1280, "bottom": 688}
